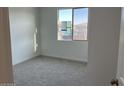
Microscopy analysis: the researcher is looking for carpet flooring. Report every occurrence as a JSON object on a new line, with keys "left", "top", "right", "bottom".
{"left": 13, "top": 56, "right": 87, "bottom": 86}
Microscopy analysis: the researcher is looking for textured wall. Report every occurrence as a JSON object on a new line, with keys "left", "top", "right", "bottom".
{"left": 9, "top": 8, "right": 41, "bottom": 65}
{"left": 40, "top": 8, "right": 88, "bottom": 62}
{"left": 87, "top": 8, "right": 121, "bottom": 85}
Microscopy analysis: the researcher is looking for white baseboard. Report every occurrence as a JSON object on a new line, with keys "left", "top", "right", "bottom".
{"left": 13, "top": 54, "right": 39, "bottom": 66}
{"left": 41, "top": 54, "right": 88, "bottom": 63}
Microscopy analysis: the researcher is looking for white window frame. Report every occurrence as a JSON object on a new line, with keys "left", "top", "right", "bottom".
{"left": 57, "top": 7, "right": 89, "bottom": 41}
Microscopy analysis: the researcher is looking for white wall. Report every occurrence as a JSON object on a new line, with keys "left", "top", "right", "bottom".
{"left": 9, "top": 8, "right": 41, "bottom": 65}
{"left": 117, "top": 8, "right": 124, "bottom": 86}
{"left": 86, "top": 8, "right": 121, "bottom": 85}
{"left": 40, "top": 8, "right": 88, "bottom": 62}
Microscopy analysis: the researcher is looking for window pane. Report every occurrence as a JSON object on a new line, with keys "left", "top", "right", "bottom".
{"left": 58, "top": 9, "right": 72, "bottom": 41}
{"left": 73, "top": 8, "right": 88, "bottom": 40}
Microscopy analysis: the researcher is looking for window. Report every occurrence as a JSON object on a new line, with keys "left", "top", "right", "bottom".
{"left": 73, "top": 8, "right": 88, "bottom": 40}
{"left": 58, "top": 9, "right": 72, "bottom": 41}
{"left": 58, "top": 8, "right": 88, "bottom": 41}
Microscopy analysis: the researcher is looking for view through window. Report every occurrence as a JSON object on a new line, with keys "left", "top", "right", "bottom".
{"left": 58, "top": 8, "right": 88, "bottom": 41}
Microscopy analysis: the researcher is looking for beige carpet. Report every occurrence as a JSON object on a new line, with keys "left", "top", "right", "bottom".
{"left": 13, "top": 56, "right": 87, "bottom": 86}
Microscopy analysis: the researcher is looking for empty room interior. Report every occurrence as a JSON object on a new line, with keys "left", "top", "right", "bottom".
{"left": 9, "top": 7, "right": 88, "bottom": 86}
{"left": 0, "top": 7, "right": 124, "bottom": 86}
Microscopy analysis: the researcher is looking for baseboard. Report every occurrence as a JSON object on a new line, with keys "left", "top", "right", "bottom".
{"left": 119, "top": 77, "right": 124, "bottom": 86}
{"left": 40, "top": 55, "right": 88, "bottom": 64}
{"left": 13, "top": 55, "right": 40, "bottom": 66}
